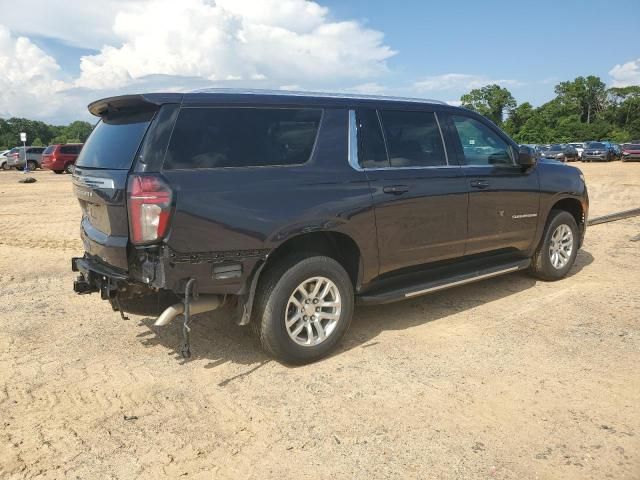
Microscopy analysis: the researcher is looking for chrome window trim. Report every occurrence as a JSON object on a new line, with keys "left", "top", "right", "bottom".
{"left": 375, "top": 109, "right": 392, "bottom": 167}
{"left": 360, "top": 165, "right": 462, "bottom": 171}
{"left": 346, "top": 108, "right": 460, "bottom": 173}
{"left": 433, "top": 112, "right": 449, "bottom": 166}
{"left": 347, "top": 109, "right": 363, "bottom": 172}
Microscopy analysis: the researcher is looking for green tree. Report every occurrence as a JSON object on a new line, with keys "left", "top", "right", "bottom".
{"left": 554, "top": 76, "right": 607, "bottom": 124}
{"left": 503, "top": 102, "right": 535, "bottom": 138}
{"left": 460, "top": 84, "right": 517, "bottom": 125}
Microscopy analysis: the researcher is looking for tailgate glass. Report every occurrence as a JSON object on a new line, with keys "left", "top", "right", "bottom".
{"left": 76, "top": 110, "right": 154, "bottom": 170}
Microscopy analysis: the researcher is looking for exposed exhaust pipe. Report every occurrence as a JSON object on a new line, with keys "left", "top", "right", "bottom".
{"left": 154, "top": 295, "right": 223, "bottom": 327}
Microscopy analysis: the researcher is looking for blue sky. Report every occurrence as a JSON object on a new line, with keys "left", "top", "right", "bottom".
{"left": 325, "top": 0, "right": 640, "bottom": 104}
{"left": 0, "top": 0, "right": 638, "bottom": 122}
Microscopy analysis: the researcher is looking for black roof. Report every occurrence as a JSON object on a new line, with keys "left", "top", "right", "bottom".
{"left": 88, "top": 88, "right": 451, "bottom": 116}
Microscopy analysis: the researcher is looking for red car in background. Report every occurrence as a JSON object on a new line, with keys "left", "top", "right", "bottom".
{"left": 621, "top": 143, "right": 640, "bottom": 162}
{"left": 41, "top": 144, "right": 84, "bottom": 174}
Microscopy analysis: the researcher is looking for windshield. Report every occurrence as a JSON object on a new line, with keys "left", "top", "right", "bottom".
{"left": 76, "top": 110, "right": 154, "bottom": 169}
{"left": 587, "top": 142, "right": 606, "bottom": 149}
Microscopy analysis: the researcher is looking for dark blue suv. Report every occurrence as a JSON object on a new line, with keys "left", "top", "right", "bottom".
{"left": 72, "top": 89, "right": 588, "bottom": 363}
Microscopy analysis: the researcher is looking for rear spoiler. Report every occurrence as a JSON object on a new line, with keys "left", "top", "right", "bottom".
{"left": 87, "top": 93, "right": 184, "bottom": 117}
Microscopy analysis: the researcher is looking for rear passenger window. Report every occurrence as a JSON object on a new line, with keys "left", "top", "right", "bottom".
{"left": 61, "top": 146, "right": 74, "bottom": 154}
{"left": 451, "top": 115, "right": 513, "bottom": 166}
{"left": 357, "top": 109, "right": 389, "bottom": 169}
{"left": 379, "top": 110, "right": 447, "bottom": 167}
{"left": 164, "top": 107, "right": 322, "bottom": 169}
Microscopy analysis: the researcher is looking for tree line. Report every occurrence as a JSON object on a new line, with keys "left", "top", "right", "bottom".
{"left": 2, "top": 76, "right": 639, "bottom": 150}
{"left": 0, "top": 118, "right": 94, "bottom": 150}
{"left": 460, "top": 76, "right": 640, "bottom": 144}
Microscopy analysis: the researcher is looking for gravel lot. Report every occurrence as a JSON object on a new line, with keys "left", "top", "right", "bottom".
{"left": 1, "top": 162, "right": 639, "bottom": 479}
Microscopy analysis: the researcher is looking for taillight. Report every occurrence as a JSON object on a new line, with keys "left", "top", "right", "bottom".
{"left": 127, "top": 174, "right": 173, "bottom": 244}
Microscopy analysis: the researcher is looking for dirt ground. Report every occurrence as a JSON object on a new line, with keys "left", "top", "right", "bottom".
{"left": 0, "top": 162, "right": 639, "bottom": 479}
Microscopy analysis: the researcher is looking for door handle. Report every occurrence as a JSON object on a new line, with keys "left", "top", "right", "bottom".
{"left": 383, "top": 185, "right": 409, "bottom": 195}
{"left": 470, "top": 179, "right": 489, "bottom": 189}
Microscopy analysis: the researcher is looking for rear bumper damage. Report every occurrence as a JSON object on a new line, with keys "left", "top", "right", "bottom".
{"left": 72, "top": 255, "right": 228, "bottom": 358}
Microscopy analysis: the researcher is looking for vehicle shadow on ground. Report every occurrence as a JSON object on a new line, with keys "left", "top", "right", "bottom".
{"left": 137, "top": 249, "right": 594, "bottom": 370}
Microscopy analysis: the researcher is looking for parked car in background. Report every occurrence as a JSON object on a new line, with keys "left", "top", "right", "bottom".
{"left": 568, "top": 142, "right": 587, "bottom": 159}
{"left": 41, "top": 144, "right": 84, "bottom": 174}
{"left": 542, "top": 144, "right": 579, "bottom": 162}
{"left": 71, "top": 90, "right": 588, "bottom": 364}
{"left": 582, "top": 142, "right": 614, "bottom": 162}
{"left": 621, "top": 143, "right": 640, "bottom": 161}
{"left": 6, "top": 146, "right": 46, "bottom": 170}
{"left": 0, "top": 150, "right": 11, "bottom": 170}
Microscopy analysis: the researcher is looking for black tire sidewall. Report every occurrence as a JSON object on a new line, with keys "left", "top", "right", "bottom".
{"left": 260, "top": 256, "right": 354, "bottom": 364}
{"left": 537, "top": 211, "right": 579, "bottom": 279}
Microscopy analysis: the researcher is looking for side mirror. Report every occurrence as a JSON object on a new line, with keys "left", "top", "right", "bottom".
{"left": 517, "top": 145, "right": 537, "bottom": 167}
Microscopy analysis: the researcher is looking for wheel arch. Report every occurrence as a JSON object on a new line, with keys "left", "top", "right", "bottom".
{"left": 550, "top": 197, "right": 584, "bottom": 228}
{"left": 264, "top": 230, "right": 363, "bottom": 290}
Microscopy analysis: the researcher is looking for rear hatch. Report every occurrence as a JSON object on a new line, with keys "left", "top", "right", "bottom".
{"left": 73, "top": 105, "right": 157, "bottom": 270}
{"left": 41, "top": 145, "right": 56, "bottom": 168}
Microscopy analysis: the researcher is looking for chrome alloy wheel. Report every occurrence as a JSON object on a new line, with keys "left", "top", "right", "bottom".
{"left": 549, "top": 224, "right": 574, "bottom": 269}
{"left": 285, "top": 276, "right": 342, "bottom": 347}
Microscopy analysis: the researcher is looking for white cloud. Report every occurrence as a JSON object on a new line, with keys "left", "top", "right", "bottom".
{"left": 414, "top": 73, "right": 521, "bottom": 92}
{"left": 75, "top": 0, "right": 396, "bottom": 90}
{"left": 0, "top": 0, "right": 139, "bottom": 50}
{"left": 0, "top": 0, "right": 397, "bottom": 122}
{"left": 0, "top": 25, "right": 69, "bottom": 120}
{"left": 609, "top": 58, "right": 640, "bottom": 87}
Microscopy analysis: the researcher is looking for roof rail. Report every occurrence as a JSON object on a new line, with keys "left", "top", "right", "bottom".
{"left": 188, "top": 87, "right": 446, "bottom": 105}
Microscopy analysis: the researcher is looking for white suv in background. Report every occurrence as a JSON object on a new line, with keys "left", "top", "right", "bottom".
{"left": 569, "top": 142, "right": 587, "bottom": 160}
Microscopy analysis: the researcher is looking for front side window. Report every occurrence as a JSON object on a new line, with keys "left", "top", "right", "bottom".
{"left": 451, "top": 115, "right": 513, "bottom": 166}
{"left": 164, "top": 107, "right": 322, "bottom": 169}
{"left": 379, "top": 110, "right": 447, "bottom": 167}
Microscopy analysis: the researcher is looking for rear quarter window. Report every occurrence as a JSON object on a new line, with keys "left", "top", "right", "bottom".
{"left": 163, "top": 107, "right": 322, "bottom": 169}
{"left": 43, "top": 146, "right": 56, "bottom": 154}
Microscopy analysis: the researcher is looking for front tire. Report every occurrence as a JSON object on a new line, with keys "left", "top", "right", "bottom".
{"left": 27, "top": 160, "right": 37, "bottom": 171}
{"left": 529, "top": 210, "right": 579, "bottom": 281}
{"left": 253, "top": 255, "right": 354, "bottom": 364}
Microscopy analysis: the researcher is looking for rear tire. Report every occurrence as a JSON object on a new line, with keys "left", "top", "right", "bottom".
{"left": 1, "top": 162, "right": 8, "bottom": 171}
{"left": 253, "top": 255, "right": 354, "bottom": 364}
{"left": 64, "top": 163, "right": 75, "bottom": 174}
{"left": 53, "top": 170, "right": 64, "bottom": 174}
{"left": 529, "top": 209, "right": 579, "bottom": 281}
{"left": 27, "top": 160, "right": 37, "bottom": 171}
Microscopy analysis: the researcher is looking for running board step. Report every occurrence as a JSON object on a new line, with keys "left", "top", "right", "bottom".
{"left": 357, "top": 259, "right": 531, "bottom": 305}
